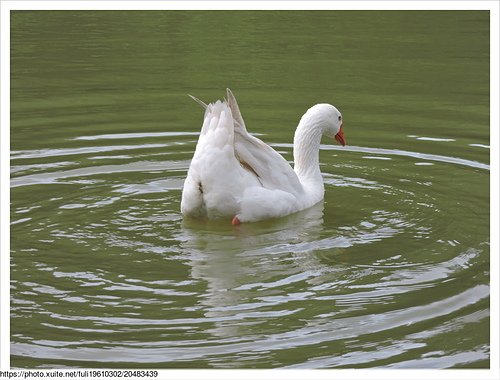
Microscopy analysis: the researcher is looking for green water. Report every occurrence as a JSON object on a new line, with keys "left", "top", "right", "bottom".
{"left": 10, "top": 11, "right": 490, "bottom": 368}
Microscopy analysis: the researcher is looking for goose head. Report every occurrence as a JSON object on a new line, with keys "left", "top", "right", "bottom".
{"left": 301, "top": 103, "right": 346, "bottom": 146}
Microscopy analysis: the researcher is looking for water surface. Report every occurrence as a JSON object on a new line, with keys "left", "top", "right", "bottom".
{"left": 10, "top": 11, "right": 489, "bottom": 368}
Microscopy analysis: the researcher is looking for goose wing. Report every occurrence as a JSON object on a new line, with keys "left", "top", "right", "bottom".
{"left": 227, "top": 88, "right": 303, "bottom": 195}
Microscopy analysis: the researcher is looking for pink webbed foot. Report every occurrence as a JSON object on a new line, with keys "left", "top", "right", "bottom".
{"left": 232, "top": 216, "right": 241, "bottom": 225}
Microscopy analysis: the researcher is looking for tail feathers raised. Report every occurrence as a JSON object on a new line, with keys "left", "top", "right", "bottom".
{"left": 188, "top": 94, "right": 208, "bottom": 109}
{"left": 189, "top": 89, "right": 248, "bottom": 139}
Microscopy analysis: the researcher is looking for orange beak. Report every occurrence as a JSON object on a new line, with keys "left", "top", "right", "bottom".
{"left": 335, "top": 125, "right": 346, "bottom": 146}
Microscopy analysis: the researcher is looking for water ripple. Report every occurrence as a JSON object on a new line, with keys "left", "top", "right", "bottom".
{"left": 272, "top": 143, "right": 490, "bottom": 170}
{"left": 10, "top": 138, "right": 489, "bottom": 368}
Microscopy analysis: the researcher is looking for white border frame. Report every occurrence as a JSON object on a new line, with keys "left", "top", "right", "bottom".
{"left": 1, "top": 1, "right": 498, "bottom": 380}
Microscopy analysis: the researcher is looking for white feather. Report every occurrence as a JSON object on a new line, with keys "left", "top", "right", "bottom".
{"left": 181, "top": 89, "right": 344, "bottom": 223}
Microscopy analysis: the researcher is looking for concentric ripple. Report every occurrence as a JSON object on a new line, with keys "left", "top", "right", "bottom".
{"left": 10, "top": 131, "right": 489, "bottom": 369}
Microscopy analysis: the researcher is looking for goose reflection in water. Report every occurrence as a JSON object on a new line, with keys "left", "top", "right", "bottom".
{"left": 178, "top": 202, "right": 330, "bottom": 339}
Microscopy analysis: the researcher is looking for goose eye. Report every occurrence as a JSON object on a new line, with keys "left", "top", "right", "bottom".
{"left": 338, "top": 115, "right": 342, "bottom": 121}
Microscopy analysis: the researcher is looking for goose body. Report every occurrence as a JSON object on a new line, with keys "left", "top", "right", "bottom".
{"left": 181, "top": 89, "right": 346, "bottom": 224}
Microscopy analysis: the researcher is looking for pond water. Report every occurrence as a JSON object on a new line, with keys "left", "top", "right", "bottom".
{"left": 10, "top": 11, "right": 490, "bottom": 368}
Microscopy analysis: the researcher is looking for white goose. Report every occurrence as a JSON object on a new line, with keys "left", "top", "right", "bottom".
{"left": 181, "top": 89, "right": 346, "bottom": 225}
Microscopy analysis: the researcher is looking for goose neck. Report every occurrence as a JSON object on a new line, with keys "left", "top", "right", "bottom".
{"left": 293, "top": 120, "right": 324, "bottom": 184}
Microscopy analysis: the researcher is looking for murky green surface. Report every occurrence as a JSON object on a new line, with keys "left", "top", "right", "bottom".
{"left": 10, "top": 11, "right": 490, "bottom": 368}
